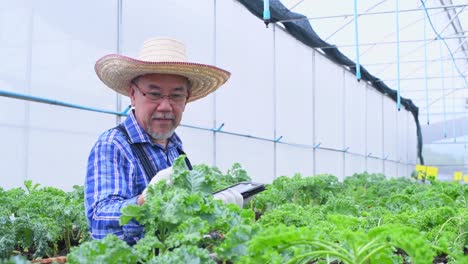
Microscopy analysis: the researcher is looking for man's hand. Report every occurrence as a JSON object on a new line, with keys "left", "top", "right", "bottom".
{"left": 213, "top": 188, "right": 244, "bottom": 207}
{"left": 138, "top": 167, "right": 173, "bottom": 205}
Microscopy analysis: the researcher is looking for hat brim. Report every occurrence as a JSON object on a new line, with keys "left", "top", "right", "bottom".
{"left": 95, "top": 54, "right": 231, "bottom": 102}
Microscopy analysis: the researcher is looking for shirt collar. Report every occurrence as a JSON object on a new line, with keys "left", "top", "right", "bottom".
{"left": 123, "top": 110, "right": 183, "bottom": 149}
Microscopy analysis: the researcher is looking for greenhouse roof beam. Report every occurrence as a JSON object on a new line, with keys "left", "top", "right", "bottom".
{"left": 363, "top": 56, "right": 468, "bottom": 66}
{"left": 317, "top": 36, "right": 466, "bottom": 50}
{"left": 440, "top": 0, "right": 468, "bottom": 63}
{"left": 324, "top": 0, "right": 389, "bottom": 41}
{"left": 381, "top": 75, "right": 466, "bottom": 81}
{"left": 404, "top": 86, "right": 468, "bottom": 92}
{"left": 276, "top": 3, "right": 468, "bottom": 22}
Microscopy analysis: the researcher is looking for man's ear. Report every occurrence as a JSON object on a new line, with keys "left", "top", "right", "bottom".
{"left": 129, "top": 86, "right": 136, "bottom": 106}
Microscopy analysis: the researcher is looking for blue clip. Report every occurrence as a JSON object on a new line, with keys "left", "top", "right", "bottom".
{"left": 313, "top": 142, "right": 321, "bottom": 149}
{"left": 367, "top": 152, "right": 372, "bottom": 157}
{"left": 343, "top": 146, "right": 350, "bottom": 152}
{"left": 263, "top": 0, "right": 271, "bottom": 27}
{"left": 384, "top": 155, "right": 389, "bottom": 160}
{"left": 215, "top": 123, "right": 224, "bottom": 132}
{"left": 275, "top": 136, "right": 283, "bottom": 142}
{"left": 120, "top": 105, "right": 132, "bottom": 115}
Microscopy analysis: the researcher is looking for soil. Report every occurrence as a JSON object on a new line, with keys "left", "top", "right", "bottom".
{"left": 31, "top": 256, "right": 67, "bottom": 264}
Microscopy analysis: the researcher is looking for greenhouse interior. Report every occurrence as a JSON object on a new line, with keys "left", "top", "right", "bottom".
{"left": 0, "top": 0, "right": 467, "bottom": 263}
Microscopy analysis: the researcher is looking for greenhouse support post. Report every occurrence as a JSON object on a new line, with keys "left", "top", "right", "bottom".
{"left": 396, "top": 0, "right": 401, "bottom": 111}
{"left": 439, "top": 40, "right": 447, "bottom": 138}
{"left": 353, "top": 0, "right": 361, "bottom": 81}
{"left": 423, "top": 9, "right": 430, "bottom": 125}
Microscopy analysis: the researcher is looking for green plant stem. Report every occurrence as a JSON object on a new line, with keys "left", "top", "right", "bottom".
{"left": 431, "top": 245, "right": 460, "bottom": 261}
{"left": 158, "top": 225, "right": 168, "bottom": 254}
{"left": 355, "top": 238, "right": 387, "bottom": 260}
{"left": 280, "top": 239, "right": 353, "bottom": 262}
{"left": 357, "top": 244, "right": 390, "bottom": 264}
{"left": 309, "top": 240, "right": 353, "bottom": 259}
{"left": 454, "top": 231, "right": 467, "bottom": 243}
{"left": 434, "top": 216, "right": 461, "bottom": 241}
{"left": 64, "top": 228, "right": 72, "bottom": 253}
{"left": 286, "top": 250, "right": 353, "bottom": 264}
{"left": 355, "top": 238, "right": 378, "bottom": 256}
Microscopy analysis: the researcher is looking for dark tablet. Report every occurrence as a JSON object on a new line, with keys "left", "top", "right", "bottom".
{"left": 214, "top": 181, "right": 265, "bottom": 199}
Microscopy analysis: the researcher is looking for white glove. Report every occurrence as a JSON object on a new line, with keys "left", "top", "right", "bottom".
{"left": 141, "top": 167, "right": 173, "bottom": 199}
{"left": 213, "top": 189, "right": 244, "bottom": 208}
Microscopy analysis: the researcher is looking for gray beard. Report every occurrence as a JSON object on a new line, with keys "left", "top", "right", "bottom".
{"left": 148, "top": 128, "right": 176, "bottom": 141}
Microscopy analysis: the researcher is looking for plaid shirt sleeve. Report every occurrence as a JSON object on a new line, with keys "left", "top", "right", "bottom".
{"left": 84, "top": 130, "right": 146, "bottom": 245}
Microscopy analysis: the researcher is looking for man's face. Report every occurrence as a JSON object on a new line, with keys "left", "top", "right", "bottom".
{"left": 129, "top": 73, "right": 190, "bottom": 144}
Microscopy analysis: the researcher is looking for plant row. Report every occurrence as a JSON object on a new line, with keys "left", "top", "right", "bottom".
{"left": 1, "top": 157, "right": 467, "bottom": 263}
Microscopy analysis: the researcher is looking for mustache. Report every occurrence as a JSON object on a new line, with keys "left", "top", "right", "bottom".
{"left": 152, "top": 113, "right": 175, "bottom": 119}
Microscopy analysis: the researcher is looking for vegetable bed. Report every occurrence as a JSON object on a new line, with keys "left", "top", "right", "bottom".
{"left": 1, "top": 157, "right": 467, "bottom": 263}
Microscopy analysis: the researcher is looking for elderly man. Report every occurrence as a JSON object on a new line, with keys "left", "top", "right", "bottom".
{"left": 85, "top": 38, "right": 242, "bottom": 245}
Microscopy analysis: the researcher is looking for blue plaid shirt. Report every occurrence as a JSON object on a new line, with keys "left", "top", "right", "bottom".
{"left": 84, "top": 111, "right": 184, "bottom": 245}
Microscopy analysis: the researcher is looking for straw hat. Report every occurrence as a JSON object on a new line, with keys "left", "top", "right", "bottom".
{"left": 95, "top": 37, "right": 231, "bottom": 102}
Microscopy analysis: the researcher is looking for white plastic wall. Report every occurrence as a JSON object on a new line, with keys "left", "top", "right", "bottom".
{"left": 314, "top": 53, "right": 345, "bottom": 152}
{"left": 407, "top": 112, "right": 418, "bottom": 173}
{"left": 344, "top": 71, "right": 366, "bottom": 177}
{"left": 398, "top": 110, "right": 409, "bottom": 177}
{"left": 274, "top": 29, "right": 314, "bottom": 179}
{"left": 314, "top": 52, "right": 345, "bottom": 179}
{"left": 0, "top": 0, "right": 117, "bottom": 190}
{"left": 0, "top": 0, "right": 419, "bottom": 190}
{"left": 366, "top": 86, "right": 384, "bottom": 174}
{"left": 383, "top": 95, "right": 398, "bottom": 178}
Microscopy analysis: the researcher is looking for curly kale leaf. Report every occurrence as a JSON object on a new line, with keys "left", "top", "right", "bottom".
{"left": 253, "top": 174, "right": 341, "bottom": 212}
{"left": 171, "top": 156, "right": 216, "bottom": 195}
{"left": 147, "top": 245, "right": 215, "bottom": 264}
{"left": 0, "top": 255, "right": 29, "bottom": 264}
{"left": 369, "top": 224, "right": 435, "bottom": 264}
{"left": 67, "top": 235, "right": 137, "bottom": 264}
{"left": 120, "top": 159, "right": 252, "bottom": 261}
{"left": 215, "top": 224, "right": 260, "bottom": 262}
{"left": 257, "top": 203, "right": 323, "bottom": 227}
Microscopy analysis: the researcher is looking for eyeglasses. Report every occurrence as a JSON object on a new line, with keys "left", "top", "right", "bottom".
{"left": 132, "top": 82, "right": 188, "bottom": 104}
